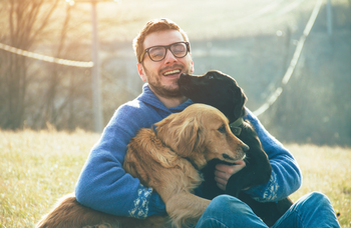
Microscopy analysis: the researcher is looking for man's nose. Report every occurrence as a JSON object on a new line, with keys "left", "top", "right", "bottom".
{"left": 164, "top": 49, "right": 177, "bottom": 64}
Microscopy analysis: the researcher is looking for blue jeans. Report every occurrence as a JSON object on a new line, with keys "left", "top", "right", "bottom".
{"left": 195, "top": 192, "right": 340, "bottom": 228}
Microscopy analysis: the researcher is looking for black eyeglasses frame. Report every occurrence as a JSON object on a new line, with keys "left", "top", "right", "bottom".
{"left": 139, "top": 41, "right": 190, "bottom": 63}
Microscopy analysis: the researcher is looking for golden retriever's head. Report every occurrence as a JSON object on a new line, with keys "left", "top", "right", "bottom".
{"left": 155, "top": 104, "right": 248, "bottom": 169}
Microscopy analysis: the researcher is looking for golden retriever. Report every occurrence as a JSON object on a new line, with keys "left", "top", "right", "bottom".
{"left": 36, "top": 104, "right": 248, "bottom": 228}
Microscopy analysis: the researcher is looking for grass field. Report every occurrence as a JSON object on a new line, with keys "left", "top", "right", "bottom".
{"left": 1, "top": 130, "right": 350, "bottom": 227}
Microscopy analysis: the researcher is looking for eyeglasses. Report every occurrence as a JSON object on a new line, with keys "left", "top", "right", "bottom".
{"left": 139, "top": 42, "right": 190, "bottom": 63}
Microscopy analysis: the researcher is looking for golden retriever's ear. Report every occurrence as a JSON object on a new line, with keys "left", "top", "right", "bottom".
{"left": 175, "top": 118, "right": 205, "bottom": 157}
{"left": 156, "top": 115, "right": 206, "bottom": 157}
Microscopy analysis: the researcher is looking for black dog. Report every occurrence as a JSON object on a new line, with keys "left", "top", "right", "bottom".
{"left": 178, "top": 70, "right": 293, "bottom": 226}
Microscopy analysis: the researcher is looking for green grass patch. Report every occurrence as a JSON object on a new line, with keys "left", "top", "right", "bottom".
{"left": 0, "top": 130, "right": 350, "bottom": 227}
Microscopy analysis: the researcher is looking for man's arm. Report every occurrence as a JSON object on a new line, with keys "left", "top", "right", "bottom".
{"left": 242, "top": 108, "right": 302, "bottom": 202}
{"left": 75, "top": 103, "right": 166, "bottom": 218}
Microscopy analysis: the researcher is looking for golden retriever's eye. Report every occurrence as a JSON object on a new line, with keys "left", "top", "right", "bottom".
{"left": 217, "top": 125, "right": 226, "bottom": 134}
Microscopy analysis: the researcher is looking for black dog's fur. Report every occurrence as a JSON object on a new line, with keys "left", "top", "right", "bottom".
{"left": 178, "top": 70, "right": 293, "bottom": 226}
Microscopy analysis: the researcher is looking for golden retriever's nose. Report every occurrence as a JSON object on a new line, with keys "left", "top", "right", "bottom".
{"left": 222, "top": 143, "right": 249, "bottom": 161}
{"left": 242, "top": 144, "right": 250, "bottom": 152}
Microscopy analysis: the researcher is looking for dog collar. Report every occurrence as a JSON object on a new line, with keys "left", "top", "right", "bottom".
{"left": 229, "top": 118, "right": 243, "bottom": 136}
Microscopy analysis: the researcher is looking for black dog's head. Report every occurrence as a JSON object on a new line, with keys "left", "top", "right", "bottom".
{"left": 178, "top": 70, "right": 247, "bottom": 122}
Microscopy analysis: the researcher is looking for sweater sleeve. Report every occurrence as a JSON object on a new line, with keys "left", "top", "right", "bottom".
{"left": 75, "top": 103, "right": 166, "bottom": 218}
{"left": 243, "top": 109, "right": 302, "bottom": 202}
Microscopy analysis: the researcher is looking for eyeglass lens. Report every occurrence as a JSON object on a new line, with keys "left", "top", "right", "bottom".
{"left": 148, "top": 42, "right": 188, "bottom": 62}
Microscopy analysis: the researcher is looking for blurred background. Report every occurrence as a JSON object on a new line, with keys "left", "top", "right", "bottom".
{"left": 0, "top": 0, "right": 350, "bottom": 146}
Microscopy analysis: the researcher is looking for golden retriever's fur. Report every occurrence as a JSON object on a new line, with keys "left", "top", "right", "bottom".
{"left": 36, "top": 104, "right": 247, "bottom": 228}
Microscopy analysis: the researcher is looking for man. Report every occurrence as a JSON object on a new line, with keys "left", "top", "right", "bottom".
{"left": 75, "top": 18, "right": 340, "bottom": 227}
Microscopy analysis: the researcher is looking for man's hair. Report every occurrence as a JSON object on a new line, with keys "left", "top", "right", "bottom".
{"left": 133, "top": 18, "right": 189, "bottom": 63}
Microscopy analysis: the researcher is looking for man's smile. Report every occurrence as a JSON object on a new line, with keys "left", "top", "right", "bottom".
{"left": 163, "top": 69, "right": 181, "bottom": 76}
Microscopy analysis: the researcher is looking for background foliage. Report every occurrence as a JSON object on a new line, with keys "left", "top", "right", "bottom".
{"left": 0, "top": 0, "right": 350, "bottom": 146}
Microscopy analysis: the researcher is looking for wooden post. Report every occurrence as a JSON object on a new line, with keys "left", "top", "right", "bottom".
{"left": 91, "top": 0, "right": 103, "bottom": 132}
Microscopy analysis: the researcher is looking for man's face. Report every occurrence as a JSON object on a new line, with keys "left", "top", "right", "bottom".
{"left": 137, "top": 30, "right": 194, "bottom": 98}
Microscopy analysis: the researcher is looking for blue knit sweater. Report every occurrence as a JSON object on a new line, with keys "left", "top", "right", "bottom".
{"left": 75, "top": 83, "right": 302, "bottom": 218}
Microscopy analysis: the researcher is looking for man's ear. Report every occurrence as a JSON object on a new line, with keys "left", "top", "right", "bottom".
{"left": 137, "top": 63, "right": 147, "bottom": 81}
{"left": 190, "top": 60, "right": 194, "bottom": 73}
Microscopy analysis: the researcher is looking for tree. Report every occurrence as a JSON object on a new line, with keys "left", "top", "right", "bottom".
{"left": 0, "top": 0, "right": 60, "bottom": 129}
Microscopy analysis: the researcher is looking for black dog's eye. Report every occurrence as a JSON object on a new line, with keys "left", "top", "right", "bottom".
{"left": 217, "top": 125, "right": 226, "bottom": 134}
{"left": 208, "top": 75, "right": 214, "bottom": 79}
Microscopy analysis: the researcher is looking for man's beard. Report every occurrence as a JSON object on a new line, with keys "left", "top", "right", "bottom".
{"left": 144, "top": 64, "right": 192, "bottom": 99}
{"left": 148, "top": 83, "right": 182, "bottom": 98}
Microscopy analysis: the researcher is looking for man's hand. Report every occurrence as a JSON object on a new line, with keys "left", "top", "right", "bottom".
{"left": 214, "top": 160, "right": 246, "bottom": 191}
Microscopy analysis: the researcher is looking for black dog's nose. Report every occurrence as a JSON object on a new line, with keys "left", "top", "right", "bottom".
{"left": 178, "top": 73, "right": 191, "bottom": 85}
{"left": 180, "top": 73, "right": 189, "bottom": 79}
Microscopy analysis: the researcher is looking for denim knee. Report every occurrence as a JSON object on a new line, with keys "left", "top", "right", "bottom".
{"left": 304, "top": 191, "right": 331, "bottom": 206}
{"left": 203, "top": 194, "right": 254, "bottom": 218}
{"left": 289, "top": 191, "right": 340, "bottom": 228}
{"left": 209, "top": 195, "right": 245, "bottom": 212}
{"left": 210, "top": 195, "right": 236, "bottom": 207}
{"left": 196, "top": 195, "right": 268, "bottom": 228}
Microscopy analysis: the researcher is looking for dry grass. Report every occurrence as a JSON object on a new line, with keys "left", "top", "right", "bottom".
{"left": 288, "top": 144, "right": 351, "bottom": 226}
{"left": 0, "top": 130, "right": 350, "bottom": 227}
{"left": 0, "top": 129, "right": 99, "bottom": 227}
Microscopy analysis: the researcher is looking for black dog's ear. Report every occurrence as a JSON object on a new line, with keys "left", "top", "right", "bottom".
{"left": 234, "top": 87, "right": 247, "bottom": 119}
